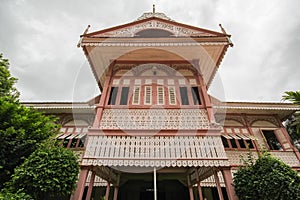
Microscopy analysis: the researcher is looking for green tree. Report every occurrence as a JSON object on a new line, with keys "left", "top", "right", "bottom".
{"left": 282, "top": 91, "right": 300, "bottom": 149}
{"left": 233, "top": 152, "right": 300, "bottom": 200}
{"left": 0, "top": 98, "right": 59, "bottom": 189}
{"left": 0, "top": 53, "right": 18, "bottom": 99}
{"left": 7, "top": 143, "right": 79, "bottom": 200}
{"left": 0, "top": 54, "right": 59, "bottom": 189}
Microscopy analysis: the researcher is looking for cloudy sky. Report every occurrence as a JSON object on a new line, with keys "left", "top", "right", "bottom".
{"left": 0, "top": 0, "right": 299, "bottom": 102}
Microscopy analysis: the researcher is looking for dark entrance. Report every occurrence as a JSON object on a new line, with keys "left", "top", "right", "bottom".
{"left": 118, "top": 179, "right": 188, "bottom": 200}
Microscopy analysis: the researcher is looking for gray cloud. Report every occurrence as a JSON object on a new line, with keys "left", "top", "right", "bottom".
{"left": 0, "top": 0, "right": 299, "bottom": 102}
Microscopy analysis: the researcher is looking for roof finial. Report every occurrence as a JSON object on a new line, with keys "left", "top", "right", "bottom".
{"left": 153, "top": 4, "right": 156, "bottom": 13}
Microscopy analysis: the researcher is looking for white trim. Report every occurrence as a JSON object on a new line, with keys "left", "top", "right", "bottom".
{"left": 157, "top": 86, "right": 165, "bottom": 105}
{"left": 132, "top": 86, "right": 141, "bottom": 105}
{"left": 168, "top": 86, "right": 176, "bottom": 105}
{"left": 144, "top": 86, "right": 152, "bottom": 105}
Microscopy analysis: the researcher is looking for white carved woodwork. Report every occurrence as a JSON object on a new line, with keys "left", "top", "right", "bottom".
{"left": 99, "top": 109, "right": 210, "bottom": 130}
{"left": 82, "top": 136, "right": 229, "bottom": 167}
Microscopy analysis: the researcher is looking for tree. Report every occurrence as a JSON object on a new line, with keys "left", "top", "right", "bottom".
{"left": 7, "top": 143, "right": 79, "bottom": 200}
{"left": 233, "top": 152, "right": 300, "bottom": 200}
{"left": 0, "top": 98, "right": 59, "bottom": 188}
{"left": 282, "top": 91, "right": 300, "bottom": 149}
{"left": 0, "top": 53, "right": 18, "bottom": 99}
{"left": 0, "top": 54, "right": 59, "bottom": 188}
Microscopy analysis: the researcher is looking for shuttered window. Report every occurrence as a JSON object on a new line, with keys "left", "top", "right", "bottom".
{"left": 132, "top": 86, "right": 140, "bottom": 105}
{"left": 157, "top": 86, "right": 165, "bottom": 105}
{"left": 144, "top": 86, "right": 152, "bottom": 105}
{"left": 168, "top": 86, "right": 176, "bottom": 105}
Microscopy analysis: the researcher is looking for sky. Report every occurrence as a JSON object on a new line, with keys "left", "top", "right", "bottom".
{"left": 0, "top": 0, "right": 299, "bottom": 103}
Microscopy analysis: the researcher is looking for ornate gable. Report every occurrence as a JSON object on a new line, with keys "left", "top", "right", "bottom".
{"left": 83, "top": 12, "right": 227, "bottom": 38}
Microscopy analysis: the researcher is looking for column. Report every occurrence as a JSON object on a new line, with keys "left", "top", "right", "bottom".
{"left": 195, "top": 168, "right": 203, "bottom": 200}
{"left": 213, "top": 169, "right": 224, "bottom": 200}
{"left": 85, "top": 171, "right": 96, "bottom": 200}
{"left": 187, "top": 173, "right": 194, "bottom": 200}
{"left": 113, "top": 174, "right": 121, "bottom": 200}
{"left": 71, "top": 167, "right": 89, "bottom": 200}
{"left": 221, "top": 168, "right": 238, "bottom": 200}
{"left": 105, "top": 181, "right": 111, "bottom": 200}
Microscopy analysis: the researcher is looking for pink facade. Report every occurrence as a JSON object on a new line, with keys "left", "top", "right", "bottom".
{"left": 24, "top": 10, "right": 300, "bottom": 200}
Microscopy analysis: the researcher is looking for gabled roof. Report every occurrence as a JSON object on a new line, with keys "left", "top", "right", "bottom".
{"left": 79, "top": 11, "right": 233, "bottom": 90}
{"left": 82, "top": 12, "right": 229, "bottom": 38}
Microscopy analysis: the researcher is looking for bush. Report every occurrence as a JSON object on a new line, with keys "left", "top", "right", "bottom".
{"left": 8, "top": 144, "right": 79, "bottom": 200}
{"left": 234, "top": 152, "right": 300, "bottom": 200}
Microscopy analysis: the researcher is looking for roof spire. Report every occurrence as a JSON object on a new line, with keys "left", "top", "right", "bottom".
{"left": 153, "top": 4, "right": 156, "bottom": 13}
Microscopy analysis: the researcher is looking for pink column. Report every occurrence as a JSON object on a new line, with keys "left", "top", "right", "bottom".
{"left": 221, "top": 168, "right": 238, "bottom": 200}
{"left": 85, "top": 170, "right": 96, "bottom": 200}
{"left": 195, "top": 168, "right": 203, "bottom": 200}
{"left": 113, "top": 174, "right": 121, "bottom": 200}
{"left": 71, "top": 167, "right": 89, "bottom": 200}
{"left": 187, "top": 174, "right": 194, "bottom": 200}
{"left": 213, "top": 169, "right": 224, "bottom": 200}
{"left": 105, "top": 181, "right": 111, "bottom": 200}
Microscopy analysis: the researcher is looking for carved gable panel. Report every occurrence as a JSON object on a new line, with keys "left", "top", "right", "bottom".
{"left": 90, "top": 19, "right": 217, "bottom": 38}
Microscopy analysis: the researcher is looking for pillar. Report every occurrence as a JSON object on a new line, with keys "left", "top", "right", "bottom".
{"left": 213, "top": 169, "right": 224, "bottom": 200}
{"left": 195, "top": 168, "right": 203, "bottom": 200}
{"left": 187, "top": 173, "right": 194, "bottom": 200}
{"left": 71, "top": 167, "right": 89, "bottom": 200}
{"left": 105, "top": 181, "right": 111, "bottom": 200}
{"left": 221, "top": 168, "right": 238, "bottom": 200}
{"left": 85, "top": 170, "right": 96, "bottom": 200}
{"left": 113, "top": 174, "right": 121, "bottom": 200}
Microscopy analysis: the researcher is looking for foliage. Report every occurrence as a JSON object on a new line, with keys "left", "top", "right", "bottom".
{"left": 234, "top": 151, "right": 300, "bottom": 200}
{"left": 8, "top": 143, "right": 79, "bottom": 200}
{"left": 282, "top": 91, "right": 300, "bottom": 135}
{"left": 0, "top": 98, "right": 59, "bottom": 188}
{"left": 0, "top": 189, "right": 33, "bottom": 200}
{"left": 0, "top": 53, "right": 59, "bottom": 189}
{"left": 0, "top": 53, "right": 18, "bottom": 100}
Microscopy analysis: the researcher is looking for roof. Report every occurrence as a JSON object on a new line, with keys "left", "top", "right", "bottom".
{"left": 22, "top": 102, "right": 95, "bottom": 114}
{"left": 79, "top": 11, "right": 232, "bottom": 90}
{"left": 213, "top": 101, "right": 300, "bottom": 120}
{"left": 81, "top": 12, "right": 229, "bottom": 38}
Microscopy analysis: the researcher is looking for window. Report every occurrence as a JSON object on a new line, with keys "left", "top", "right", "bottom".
{"left": 191, "top": 87, "right": 201, "bottom": 105}
{"left": 179, "top": 87, "right": 189, "bottom": 105}
{"left": 132, "top": 86, "right": 140, "bottom": 105}
{"left": 157, "top": 86, "right": 165, "bottom": 105}
{"left": 120, "top": 87, "right": 129, "bottom": 105}
{"left": 238, "top": 139, "right": 246, "bottom": 148}
{"left": 221, "top": 136, "right": 230, "bottom": 148}
{"left": 230, "top": 139, "right": 238, "bottom": 148}
{"left": 108, "top": 87, "right": 118, "bottom": 105}
{"left": 144, "top": 86, "right": 152, "bottom": 105}
{"left": 221, "top": 127, "right": 256, "bottom": 149}
{"left": 56, "top": 127, "right": 87, "bottom": 149}
{"left": 168, "top": 86, "right": 176, "bottom": 105}
{"left": 262, "top": 130, "right": 282, "bottom": 150}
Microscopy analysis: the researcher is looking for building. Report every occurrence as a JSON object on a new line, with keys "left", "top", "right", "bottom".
{"left": 24, "top": 8, "right": 300, "bottom": 200}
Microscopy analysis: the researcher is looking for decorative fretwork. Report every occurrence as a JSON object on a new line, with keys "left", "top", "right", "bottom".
{"left": 82, "top": 135, "right": 229, "bottom": 167}
{"left": 99, "top": 109, "right": 210, "bottom": 130}
{"left": 226, "top": 150, "right": 258, "bottom": 166}
{"left": 246, "top": 115, "right": 279, "bottom": 127}
{"left": 226, "top": 150, "right": 300, "bottom": 167}
{"left": 89, "top": 19, "right": 216, "bottom": 38}
{"left": 271, "top": 152, "right": 300, "bottom": 166}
